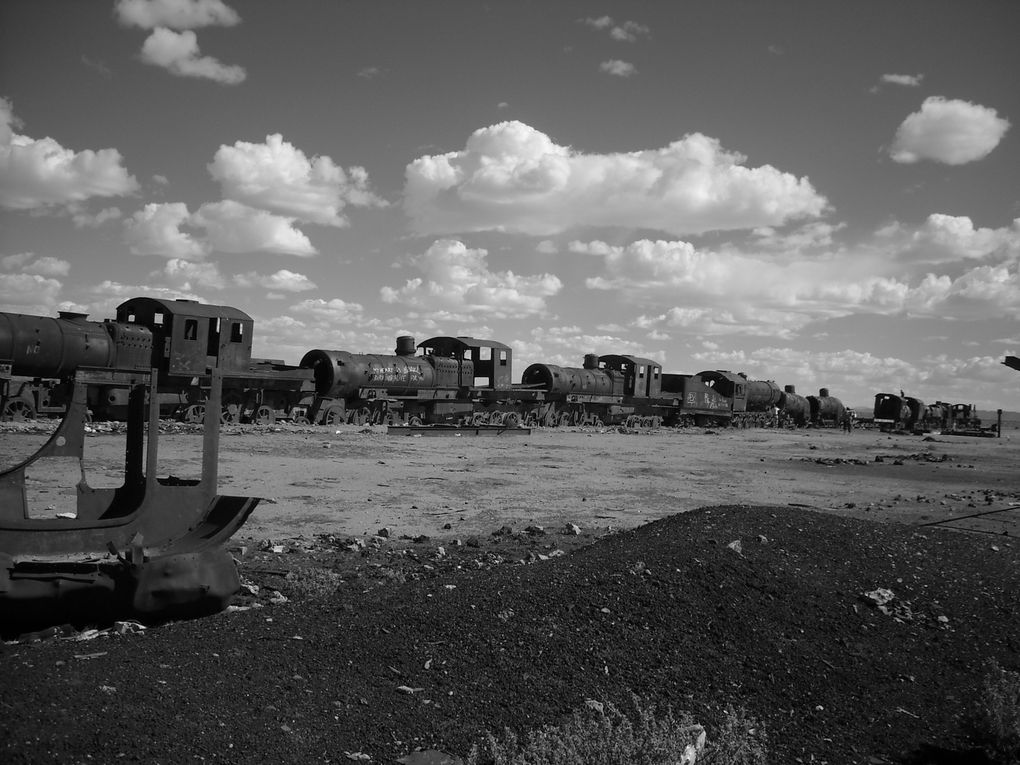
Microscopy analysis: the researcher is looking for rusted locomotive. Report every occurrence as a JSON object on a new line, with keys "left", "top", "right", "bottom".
{"left": 299, "top": 335, "right": 526, "bottom": 426}
{"left": 873, "top": 392, "right": 926, "bottom": 432}
{"left": 1, "top": 298, "right": 313, "bottom": 424}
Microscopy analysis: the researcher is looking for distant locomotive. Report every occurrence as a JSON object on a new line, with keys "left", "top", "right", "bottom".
{"left": 873, "top": 393, "right": 926, "bottom": 432}
{"left": 874, "top": 394, "right": 996, "bottom": 436}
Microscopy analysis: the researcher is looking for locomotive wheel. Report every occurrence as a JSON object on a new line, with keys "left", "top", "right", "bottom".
{"left": 322, "top": 404, "right": 345, "bottom": 426}
{"left": 472, "top": 412, "right": 488, "bottom": 426}
{"left": 254, "top": 405, "right": 276, "bottom": 425}
{"left": 408, "top": 415, "right": 423, "bottom": 426}
{"left": 183, "top": 404, "right": 205, "bottom": 423}
{"left": 542, "top": 411, "right": 558, "bottom": 427}
{"left": 503, "top": 412, "right": 521, "bottom": 428}
{"left": 2, "top": 398, "right": 36, "bottom": 421}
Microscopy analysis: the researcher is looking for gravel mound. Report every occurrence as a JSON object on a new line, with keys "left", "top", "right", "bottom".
{"left": 2, "top": 505, "right": 1017, "bottom": 764}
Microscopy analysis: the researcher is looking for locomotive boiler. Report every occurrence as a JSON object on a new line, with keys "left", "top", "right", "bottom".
{"left": 807, "top": 388, "right": 846, "bottom": 427}
{"left": 0, "top": 309, "right": 153, "bottom": 419}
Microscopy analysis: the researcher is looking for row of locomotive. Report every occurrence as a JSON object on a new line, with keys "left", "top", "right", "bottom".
{"left": 1, "top": 297, "right": 846, "bottom": 429}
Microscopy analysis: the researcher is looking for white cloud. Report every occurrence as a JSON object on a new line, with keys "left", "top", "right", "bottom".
{"left": 880, "top": 73, "right": 923, "bottom": 87}
{"left": 404, "top": 121, "right": 827, "bottom": 237}
{"left": 140, "top": 28, "right": 246, "bottom": 84}
{"left": 115, "top": 0, "right": 240, "bottom": 29}
{"left": 889, "top": 96, "right": 1010, "bottom": 165}
{"left": 234, "top": 269, "right": 317, "bottom": 292}
{"left": 380, "top": 239, "right": 562, "bottom": 318}
{"left": 23, "top": 256, "right": 71, "bottom": 277}
{"left": 575, "top": 228, "right": 1020, "bottom": 337}
{"left": 905, "top": 214, "right": 1020, "bottom": 263}
{"left": 0, "top": 273, "right": 63, "bottom": 312}
{"left": 0, "top": 97, "right": 138, "bottom": 211}
{"left": 600, "top": 59, "right": 637, "bottom": 77}
{"left": 161, "top": 257, "right": 225, "bottom": 289}
{"left": 124, "top": 202, "right": 208, "bottom": 258}
{"left": 192, "top": 200, "right": 316, "bottom": 256}
{"left": 72, "top": 206, "right": 123, "bottom": 228}
{"left": 208, "top": 134, "right": 386, "bottom": 226}
{"left": 610, "top": 21, "right": 650, "bottom": 43}
{"left": 1, "top": 252, "right": 34, "bottom": 269}
{"left": 581, "top": 16, "right": 614, "bottom": 30}
{"left": 288, "top": 297, "right": 365, "bottom": 324}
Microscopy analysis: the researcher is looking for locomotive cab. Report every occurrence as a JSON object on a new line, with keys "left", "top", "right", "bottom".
{"left": 116, "top": 298, "right": 253, "bottom": 378}
{"left": 597, "top": 355, "right": 661, "bottom": 399}
{"left": 418, "top": 337, "right": 513, "bottom": 391}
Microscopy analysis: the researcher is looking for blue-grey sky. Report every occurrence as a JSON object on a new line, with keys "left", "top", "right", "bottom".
{"left": 2, "top": 0, "right": 1018, "bottom": 410}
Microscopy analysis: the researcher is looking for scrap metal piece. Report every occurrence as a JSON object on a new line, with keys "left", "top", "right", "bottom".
{"left": 0, "top": 368, "right": 258, "bottom": 635}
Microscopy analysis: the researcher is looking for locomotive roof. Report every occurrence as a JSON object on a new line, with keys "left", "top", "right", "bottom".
{"left": 418, "top": 336, "right": 512, "bottom": 354}
{"left": 598, "top": 354, "right": 661, "bottom": 369}
{"left": 117, "top": 297, "right": 252, "bottom": 322}
{"left": 697, "top": 369, "right": 745, "bottom": 385}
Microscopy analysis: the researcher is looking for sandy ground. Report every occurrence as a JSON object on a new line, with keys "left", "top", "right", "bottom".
{"left": 7, "top": 422, "right": 1015, "bottom": 543}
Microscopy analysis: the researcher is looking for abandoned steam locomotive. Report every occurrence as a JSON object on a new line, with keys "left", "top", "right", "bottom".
{"left": 1, "top": 297, "right": 844, "bottom": 430}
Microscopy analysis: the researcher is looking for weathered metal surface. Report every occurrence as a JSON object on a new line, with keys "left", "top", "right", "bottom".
{"left": 387, "top": 425, "right": 531, "bottom": 437}
{"left": 0, "top": 367, "right": 258, "bottom": 634}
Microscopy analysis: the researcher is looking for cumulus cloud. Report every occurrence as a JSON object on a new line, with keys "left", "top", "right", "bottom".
{"left": 0, "top": 273, "right": 64, "bottom": 314}
{"left": 124, "top": 202, "right": 208, "bottom": 258}
{"left": 575, "top": 228, "right": 1020, "bottom": 338}
{"left": 124, "top": 200, "right": 314, "bottom": 257}
{"left": 233, "top": 269, "right": 317, "bottom": 292}
{"left": 379, "top": 239, "right": 562, "bottom": 318}
{"left": 904, "top": 214, "right": 1020, "bottom": 264}
{"left": 600, "top": 59, "right": 637, "bottom": 77}
{"left": 404, "top": 121, "right": 827, "bottom": 237}
{"left": 140, "top": 28, "right": 246, "bottom": 84}
{"left": 0, "top": 97, "right": 138, "bottom": 211}
{"left": 192, "top": 200, "right": 316, "bottom": 256}
{"left": 208, "top": 134, "right": 386, "bottom": 226}
{"left": 115, "top": 0, "right": 240, "bottom": 29}
{"left": 889, "top": 96, "right": 1010, "bottom": 164}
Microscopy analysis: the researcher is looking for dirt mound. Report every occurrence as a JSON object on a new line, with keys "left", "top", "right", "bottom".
{"left": 3, "top": 505, "right": 1017, "bottom": 764}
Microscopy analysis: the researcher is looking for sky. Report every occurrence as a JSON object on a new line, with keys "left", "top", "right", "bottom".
{"left": 1, "top": 0, "right": 1019, "bottom": 412}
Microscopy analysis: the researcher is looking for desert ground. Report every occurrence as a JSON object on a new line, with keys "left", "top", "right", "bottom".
{"left": 4, "top": 420, "right": 1019, "bottom": 542}
{"left": 148, "top": 422, "right": 1020, "bottom": 541}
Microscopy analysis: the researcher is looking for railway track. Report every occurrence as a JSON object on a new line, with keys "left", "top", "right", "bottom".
{"left": 917, "top": 504, "right": 1020, "bottom": 536}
